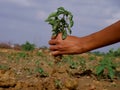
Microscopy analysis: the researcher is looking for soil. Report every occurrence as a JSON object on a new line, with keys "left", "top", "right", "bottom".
{"left": 0, "top": 48, "right": 120, "bottom": 90}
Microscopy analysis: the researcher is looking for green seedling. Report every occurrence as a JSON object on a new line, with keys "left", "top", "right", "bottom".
{"left": 36, "top": 67, "right": 49, "bottom": 77}
{"left": 0, "top": 64, "right": 9, "bottom": 70}
{"left": 17, "top": 52, "right": 27, "bottom": 58}
{"left": 78, "top": 57, "right": 86, "bottom": 71}
{"left": 45, "top": 7, "right": 74, "bottom": 40}
{"left": 54, "top": 79, "right": 62, "bottom": 89}
{"left": 95, "top": 56, "right": 117, "bottom": 80}
{"left": 89, "top": 55, "right": 96, "bottom": 61}
{"left": 69, "top": 61, "right": 78, "bottom": 69}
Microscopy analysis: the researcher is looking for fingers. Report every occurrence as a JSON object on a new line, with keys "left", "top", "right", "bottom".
{"left": 50, "top": 51, "right": 60, "bottom": 56}
{"left": 49, "top": 45, "right": 59, "bottom": 51}
{"left": 49, "top": 44, "right": 63, "bottom": 56}
{"left": 51, "top": 33, "right": 62, "bottom": 39}
{"left": 49, "top": 39, "right": 57, "bottom": 45}
{"left": 49, "top": 33, "right": 63, "bottom": 56}
{"left": 51, "top": 35, "right": 56, "bottom": 39}
{"left": 49, "top": 33, "right": 62, "bottom": 45}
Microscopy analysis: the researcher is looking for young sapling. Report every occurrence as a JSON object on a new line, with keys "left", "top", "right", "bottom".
{"left": 45, "top": 7, "right": 74, "bottom": 39}
{"left": 45, "top": 7, "right": 74, "bottom": 61}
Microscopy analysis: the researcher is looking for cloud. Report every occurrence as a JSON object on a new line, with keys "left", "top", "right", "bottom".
{"left": 105, "top": 12, "right": 120, "bottom": 24}
{"left": 36, "top": 11, "right": 48, "bottom": 21}
{"left": 0, "top": 0, "right": 35, "bottom": 7}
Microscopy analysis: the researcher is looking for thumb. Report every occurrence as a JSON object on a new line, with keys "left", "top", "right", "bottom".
{"left": 51, "top": 33, "right": 62, "bottom": 40}
{"left": 56, "top": 33, "right": 62, "bottom": 40}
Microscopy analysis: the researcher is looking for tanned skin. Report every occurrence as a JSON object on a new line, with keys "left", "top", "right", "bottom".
{"left": 49, "top": 20, "right": 120, "bottom": 56}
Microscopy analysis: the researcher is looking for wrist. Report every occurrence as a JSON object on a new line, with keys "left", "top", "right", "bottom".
{"left": 78, "top": 35, "right": 95, "bottom": 53}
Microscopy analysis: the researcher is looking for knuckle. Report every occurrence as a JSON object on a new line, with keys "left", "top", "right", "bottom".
{"left": 49, "top": 45, "right": 53, "bottom": 50}
{"left": 57, "top": 45, "right": 62, "bottom": 49}
{"left": 48, "top": 40, "right": 51, "bottom": 44}
{"left": 56, "top": 39, "right": 61, "bottom": 44}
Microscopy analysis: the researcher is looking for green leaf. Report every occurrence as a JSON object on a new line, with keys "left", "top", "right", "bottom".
{"left": 96, "top": 65, "right": 104, "bottom": 75}
{"left": 67, "top": 26, "right": 72, "bottom": 34}
{"left": 48, "top": 12, "right": 57, "bottom": 18}
{"left": 52, "top": 32, "right": 57, "bottom": 37}
{"left": 62, "top": 30, "right": 67, "bottom": 40}
{"left": 70, "top": 20, "right": 74, "bottom": 27}
{"left": 69, "top": 14, "right": 74, "bottom": 27}
{"left": 108, "top": 67, "right": 115, "bottom": 79}
{"left": 57, "top": 7, "right": 65, "bottom": 12}
{"left": 47, "top": 19, "right": 55, "bottom": 25}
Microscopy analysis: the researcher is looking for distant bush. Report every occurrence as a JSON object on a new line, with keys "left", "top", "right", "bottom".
{"left": 21, "top": 41, "right": 35, "bottom": 51}
{"left": 13, "top": 44, "right": 21, "bottom": 50}
{"left": 0, "top": 43, "right": 11, "bottom": 49}
{"left": 107, "top": 48, "right": 120, "bottom": 57}
{"left": 114, "top": 48, "right": 120, "bottom": 57}
{"left": 91, "top": 51, "right": 105, "bottom": 56}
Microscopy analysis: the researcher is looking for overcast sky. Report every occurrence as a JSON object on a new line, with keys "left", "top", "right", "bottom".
{"left": 0, "top": 0, "right": 120, "bottom": 52}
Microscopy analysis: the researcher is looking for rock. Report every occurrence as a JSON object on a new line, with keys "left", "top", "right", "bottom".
{"left": 0, "top": 70, "right": 16, "bottom": 87}
{"left": 64, "top": 78, "right": 78, "bottom": 89}
{"left": 89, "top": 84, "right": 96, "bottom": 90}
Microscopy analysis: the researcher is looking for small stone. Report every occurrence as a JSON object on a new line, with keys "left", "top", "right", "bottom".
{"left": 86, "top": 76, "right": 90, "bottom": 79}
{"left": 89, "top": 84, "right": 96, "bottom": 90}
{"left": 64, "top": 78, "right": 78, "bottom": 89}
{"left": 111, "top": 82, "right": 116, "bottom": 85}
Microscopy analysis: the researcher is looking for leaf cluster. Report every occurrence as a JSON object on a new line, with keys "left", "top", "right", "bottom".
{"left": 45, "top": 7, "right": 74, "bottom": 39}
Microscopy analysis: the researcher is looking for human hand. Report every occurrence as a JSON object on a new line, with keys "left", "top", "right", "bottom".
{"left": 49, "top": 33, "right": 87, "bottom": 56}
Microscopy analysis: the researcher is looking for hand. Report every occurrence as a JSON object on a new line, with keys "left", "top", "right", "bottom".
{"left": 49, "top": 33, "right": 87, "bottom": 56}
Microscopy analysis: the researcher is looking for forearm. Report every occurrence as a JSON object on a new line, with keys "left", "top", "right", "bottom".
{"left": 83, "top": 20, "right": 120, "bottom": 52}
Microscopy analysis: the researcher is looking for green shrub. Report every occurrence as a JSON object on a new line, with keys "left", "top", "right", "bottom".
{"left": 21, "top": 41, "right": 35, "bottom": 51}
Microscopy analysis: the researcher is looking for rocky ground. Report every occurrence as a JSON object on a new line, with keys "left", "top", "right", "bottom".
{"left": 0, "top": 48, "right": 120, "bottom": 90}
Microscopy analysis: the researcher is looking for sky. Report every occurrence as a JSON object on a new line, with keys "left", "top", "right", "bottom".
{"left": 0, "top": 0, "right": 120, "bottom": 52}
